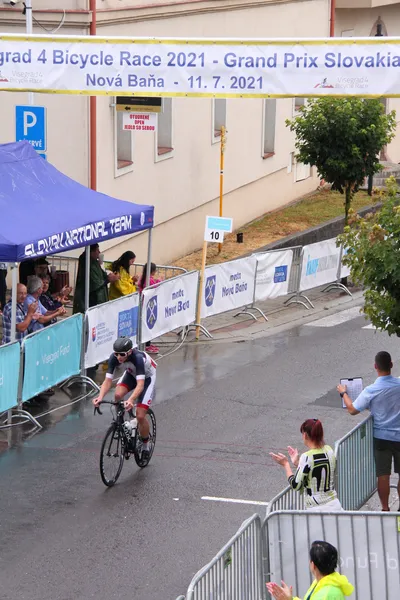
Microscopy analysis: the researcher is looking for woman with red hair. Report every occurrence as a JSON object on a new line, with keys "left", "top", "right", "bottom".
{"left": 270, "top": 419, "right": 343, "bottom": 512}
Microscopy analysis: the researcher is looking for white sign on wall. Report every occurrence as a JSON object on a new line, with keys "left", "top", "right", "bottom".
{"left": 1, "top": 35, "right": 398, "bottom": 98}
{"left": 141, "top": 271, "right": 199, "bottom": 343}
{"left": 201, "top": 257, "right": 257, "bottom": 319}
{"left": 122, "top": 112, "right": 157, "bottom": 132}
{"left": 299, "top": 239, "right": 341, "bottom": 292}
{"left": 85, "top": 293, "right": 139, "bottom": 368}
{"left": 254, "top": 249, "right": 293, "bottom": 301}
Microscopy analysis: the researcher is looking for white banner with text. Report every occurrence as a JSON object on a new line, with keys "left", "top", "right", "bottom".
{"left": 141, "top": 271, "right": 199, "bottom": 343}
{"left": 1, "top": 35, "right": 400, "bottom": 97}
{"left": 299, "top": 239, "right": 341, "bottom": 292}
{"left": 254, "top": 249, "right": 293, "bottom": 301}
{"left": 201, "top": 257, "right": 257, "bottom": 319}
{"left": 85, "top": 293, "right": 139, "bottom": 368}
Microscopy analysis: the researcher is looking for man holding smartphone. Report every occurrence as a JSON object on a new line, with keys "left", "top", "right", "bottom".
{"left": 337, "top": 351, "right": 400, "bottom": 512}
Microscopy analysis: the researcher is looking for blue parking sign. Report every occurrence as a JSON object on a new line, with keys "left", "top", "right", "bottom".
{"left": 15, "top": 105, "right": 47, "bottom": 152}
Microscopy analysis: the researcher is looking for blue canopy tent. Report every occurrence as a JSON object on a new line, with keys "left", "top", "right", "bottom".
{"left": 0, "top": 140, "right": 154, "bottom": 342}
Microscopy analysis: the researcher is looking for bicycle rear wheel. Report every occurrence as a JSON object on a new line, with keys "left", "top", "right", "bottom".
{"left": 134, "top": 409, "right": 156, "bottom": 468}
{"left": 100, "top": 425, "right": 125, "bottom": 487}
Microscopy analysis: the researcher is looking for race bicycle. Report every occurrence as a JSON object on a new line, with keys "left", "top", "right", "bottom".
{"left": 94, "top": 400, "right": 156, "bottom": 487}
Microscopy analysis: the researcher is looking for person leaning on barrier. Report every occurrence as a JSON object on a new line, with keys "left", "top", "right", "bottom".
{"left": 73, "top": 243, "right": 120, "bottom": 314}
{"left": 24, "top": 276, "right": 66, "bottom": 333}
{"left": 266, "top": 541, "right": 354, "bottom": 600}
{"left": 109, "top": 250, "right": 138, "bottom": 300}
{"left": 270, "top": 419, "right": 343, "bottom": 512}
{"left": 337, "top": 350, "right": 400, "bottom": 513}
{"left": 1, "top": 283, "right": 39, "bottom": 345}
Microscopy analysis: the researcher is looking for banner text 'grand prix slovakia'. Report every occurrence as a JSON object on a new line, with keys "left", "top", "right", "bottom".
{"left": 1, "top": 34, "right": 400, "bottom": 97}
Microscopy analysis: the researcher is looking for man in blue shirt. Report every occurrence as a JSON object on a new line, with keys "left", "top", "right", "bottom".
{"left": 337, "top": 351, "right": 400, "bottom": 512}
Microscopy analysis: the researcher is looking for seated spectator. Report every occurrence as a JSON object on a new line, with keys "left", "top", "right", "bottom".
{"left": 25, "top": 276, "right": 65, "bottom": 333}
{"left": 109, "top": 250, "right": 138, "bottom": 300}
{"left": 1, "top": 283, "right": 39, "bottom": 344}
{"left": 270, "top": 419, "right": 343, "bottom": 512}
{"left": 138, "top": 263, "right": 162, "bottom": 354}
{"left": 39, "top": 274, "right": 63, "bottom": 326}
{"left": 266, "top": 541, "right": 353, "bottom": 600}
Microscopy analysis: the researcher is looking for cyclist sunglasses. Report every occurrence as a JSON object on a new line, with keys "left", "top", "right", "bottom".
{"left": 114, "top": 351, "right": 129, "bottom": 357}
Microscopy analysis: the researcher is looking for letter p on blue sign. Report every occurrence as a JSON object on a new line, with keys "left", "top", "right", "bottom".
{"left": 15, "top": 105, "right": 47, "bottom": 152}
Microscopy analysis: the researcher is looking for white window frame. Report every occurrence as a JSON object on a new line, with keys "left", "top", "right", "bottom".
{"left": 341, "top": 29, "right": 354, "bottom": 37}
{"left": 114, "top": 105, "right": 134, "bottom": 178}
{"left": 293, "top": 97, "right": 306, "bottom": 115}
{"left": 294, "top": 161, "right": 311, "bottom": 182}
{"left": 155, "top": 98, "right": 174, "bottom": 163}
{"left": 261, "top": 99, "right": 276, "bottom": 159}
{"left": 212, "top": 99, "right": 227, "bottom": 144}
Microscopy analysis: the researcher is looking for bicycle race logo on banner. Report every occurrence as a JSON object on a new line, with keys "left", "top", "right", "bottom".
{"left": 205, "top": 275, "right": 216, "bottom": 308}
{"left": 146, "top": 296, "right": 158, "bottom": 330}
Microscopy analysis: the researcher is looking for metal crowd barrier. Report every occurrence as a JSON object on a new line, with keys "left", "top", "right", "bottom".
{"left": 266, "top": 485, "right": 304, "bottom": 516}
{"left": 132, "top": 262, "right": 187, "bottom": 282}
{"left": 178, "top": 510, "right": 400, "bottom": 599}
{"left": 176, "top": 514, "right": 264, "bottom": 600}
{"left": 335, "top": 415, "right": 376, "bottom": 510}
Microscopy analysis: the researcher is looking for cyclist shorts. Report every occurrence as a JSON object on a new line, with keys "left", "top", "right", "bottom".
{"left": 117, "top": 373, "right": 155, "bottom": 410}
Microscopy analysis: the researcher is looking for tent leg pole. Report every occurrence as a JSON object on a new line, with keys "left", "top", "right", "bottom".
{"left": 140, "top": 229, "right": 153, "bottom": 351}
{"left": 10, "top": 263, "right": 18, "bottom": 343}
{"left": 84, "top": 247, "right": 90, "bottom": 314}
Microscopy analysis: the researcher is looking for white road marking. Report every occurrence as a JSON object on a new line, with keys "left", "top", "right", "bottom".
{"left": 305, "top": 306, "right": 363, "bottom": 328}
{"left": 201, "top": 496, "right": 269, "bottom": 507}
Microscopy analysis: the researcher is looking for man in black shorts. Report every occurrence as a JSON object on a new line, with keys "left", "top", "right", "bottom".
{"left": 93, "top": 337, "right": 156, "bottom": 459}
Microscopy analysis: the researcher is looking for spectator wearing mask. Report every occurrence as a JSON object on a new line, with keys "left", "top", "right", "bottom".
{"left": 73, "top": 244, "right": 120, "bottom": 314}
{"left": 338, "top": 350, "right": 400, "bottom": 512}
{"left": 266, "top": 541, "right": 354, "bottom": 600}
{"left": 109, "top": 251, "right": 138, "bottom": 300}
{"left": 138, "top": 262, "right": 162, "bottom": 355}
{"left": 25, "top": 276, "right": 65, "bottom": 333}
{"left": 270, "top": 418, "right": 343, "bottom": 512}
{"left": 2, "top": 283, "right": 39, "bottom": 345}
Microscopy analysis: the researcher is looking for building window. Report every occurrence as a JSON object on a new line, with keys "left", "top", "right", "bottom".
{"left": 114, "top": 109, "right": 134, "bottom": 175}
{"left": 156, "top": 98, "right": 173, "bottom": 159}
{"left": 295, "top": 161, "right": 311, "bottom": 182}
{"left": 262, "top": 99, "right": 276, "bottom": 158}
{"left": 294, "top": 98, "right": 306, "bottom": 113}
{"left": 212, "top": 99, "right": 226, "bottom": 142}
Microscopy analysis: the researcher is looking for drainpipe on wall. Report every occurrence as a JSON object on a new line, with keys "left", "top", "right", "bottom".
{"left": 330, "top": 0, "right": 335, "bottom": 37}
{"left": 89, "top": 0, "right": 97, "bottom": 192}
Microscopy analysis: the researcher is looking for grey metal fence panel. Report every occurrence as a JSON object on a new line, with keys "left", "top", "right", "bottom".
{"left": 287, "top": 246, "right": 303, "bottom": 294}
{"left": 132, "top": 263, "right": 187, "bottom": 282}
{"left": 180, "top": 514, "right": 265, "bottom": 600}
{"left": 266, "top": 485, "right": 304, "bottom": 516}
{"left": 263, "top": 511, "right": 400, "bottom": 600}
{"left": 335, "top": 415, "right": 376, "bottom": 510}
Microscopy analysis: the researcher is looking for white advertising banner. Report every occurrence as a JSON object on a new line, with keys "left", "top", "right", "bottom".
{"left": 85, "top": 293, "right": 139, "bottom": 369}
{"left": 201, "top": 257, "right": 257, "bottom": 319}
{"left": 1, "top": 35, "right": 400, "bottom": 97}
{"left": 340, "top": 246, "right": 351, "bottom": 278}
{"left": 254, "top": 249, "right": 293, "bottom": 301}
{"left": 300, "top": 239, "right": 341, "bottom": 292}
{"left": 141, "top": 271, "right": 199, "bottom": 343}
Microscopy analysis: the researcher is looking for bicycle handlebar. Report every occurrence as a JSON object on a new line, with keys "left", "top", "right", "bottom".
{"left": 93, "top": 399, "right": 124, "bottom": 416}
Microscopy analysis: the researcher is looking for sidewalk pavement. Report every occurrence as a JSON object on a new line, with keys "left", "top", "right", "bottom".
{"left": 153, "top": 284, "right": 366, "bottom": 349}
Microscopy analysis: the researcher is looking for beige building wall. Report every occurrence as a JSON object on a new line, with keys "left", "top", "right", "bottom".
{"left": 335, "top": 4, "right": 400, "bottom": 163}
{"left": 0, "top": 0, "right": 329, "bottom": 268}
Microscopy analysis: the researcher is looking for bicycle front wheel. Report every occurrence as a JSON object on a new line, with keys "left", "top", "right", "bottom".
{"left": 100, "top": 425, "right": 125, "bottom": 487}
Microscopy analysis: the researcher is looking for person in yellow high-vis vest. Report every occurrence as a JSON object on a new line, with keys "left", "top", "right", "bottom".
{"left": 109, "top": 251, "right": 137, "bottom": 300}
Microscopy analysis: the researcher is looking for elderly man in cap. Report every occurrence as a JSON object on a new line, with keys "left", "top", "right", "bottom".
{"left": 25, "top": 275, "right": 66, "bottom": 333}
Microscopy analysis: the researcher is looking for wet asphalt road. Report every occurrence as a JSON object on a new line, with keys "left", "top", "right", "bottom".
{"left": 1, "top": 309, "right": 399, "bottom": 600}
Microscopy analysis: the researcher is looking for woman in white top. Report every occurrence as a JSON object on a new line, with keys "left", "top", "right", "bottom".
{"left": 270, "top": 418, "right": 343, "bottom": 511}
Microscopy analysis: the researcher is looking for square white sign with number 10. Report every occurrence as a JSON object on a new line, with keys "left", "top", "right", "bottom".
{"left": 204, "top": 215, "right": 233, "bottom": 243}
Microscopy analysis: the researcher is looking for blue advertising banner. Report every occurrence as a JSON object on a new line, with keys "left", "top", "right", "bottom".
{"left": 0, "top": 342, "right": 21, "bottom": 412}
{"left": 22, "top": 315, "right": 82, "bottom": 402}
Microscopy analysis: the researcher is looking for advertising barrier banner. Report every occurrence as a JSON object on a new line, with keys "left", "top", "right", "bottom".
{"left": 1, "top": 35, "right": 400, "bottom": 98}
{"left": 299, "top": 239, "right": 341, "bottom": 292}
{"left": 141, "top": 271, "right": 199, "bottom": 343}
{"left": 22, "top": 315, "right": 82, "bottom": 402}
{"left": 0, "top": 342, "right": 20, "bottom": 413}
{"left": 85, "top": 293, "right": 140, "bottom": 368}
{"left": 340, "top": 246, "right": 351, "bottom": 279}
{"left": 254, "top": 250, "right": 293, "bottom": 301}
{"left": 201, "top": 257, "right": 257, "bottom": 319}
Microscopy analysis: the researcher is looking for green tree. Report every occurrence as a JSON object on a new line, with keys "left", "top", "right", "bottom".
{"left": 337, "top": 177, "right": 400, "bottom": 335}
{"left": 286, "top": 98, "right": 396, "bottom": 225}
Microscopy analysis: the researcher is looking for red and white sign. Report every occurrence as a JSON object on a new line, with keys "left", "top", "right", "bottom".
{"left": 122, "top": 112, "right": 157, "bottom": 132}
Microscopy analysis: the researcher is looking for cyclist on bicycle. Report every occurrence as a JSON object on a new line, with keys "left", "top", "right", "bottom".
{"left": 93, "top": 336, "right": 156, "bottom": 460}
